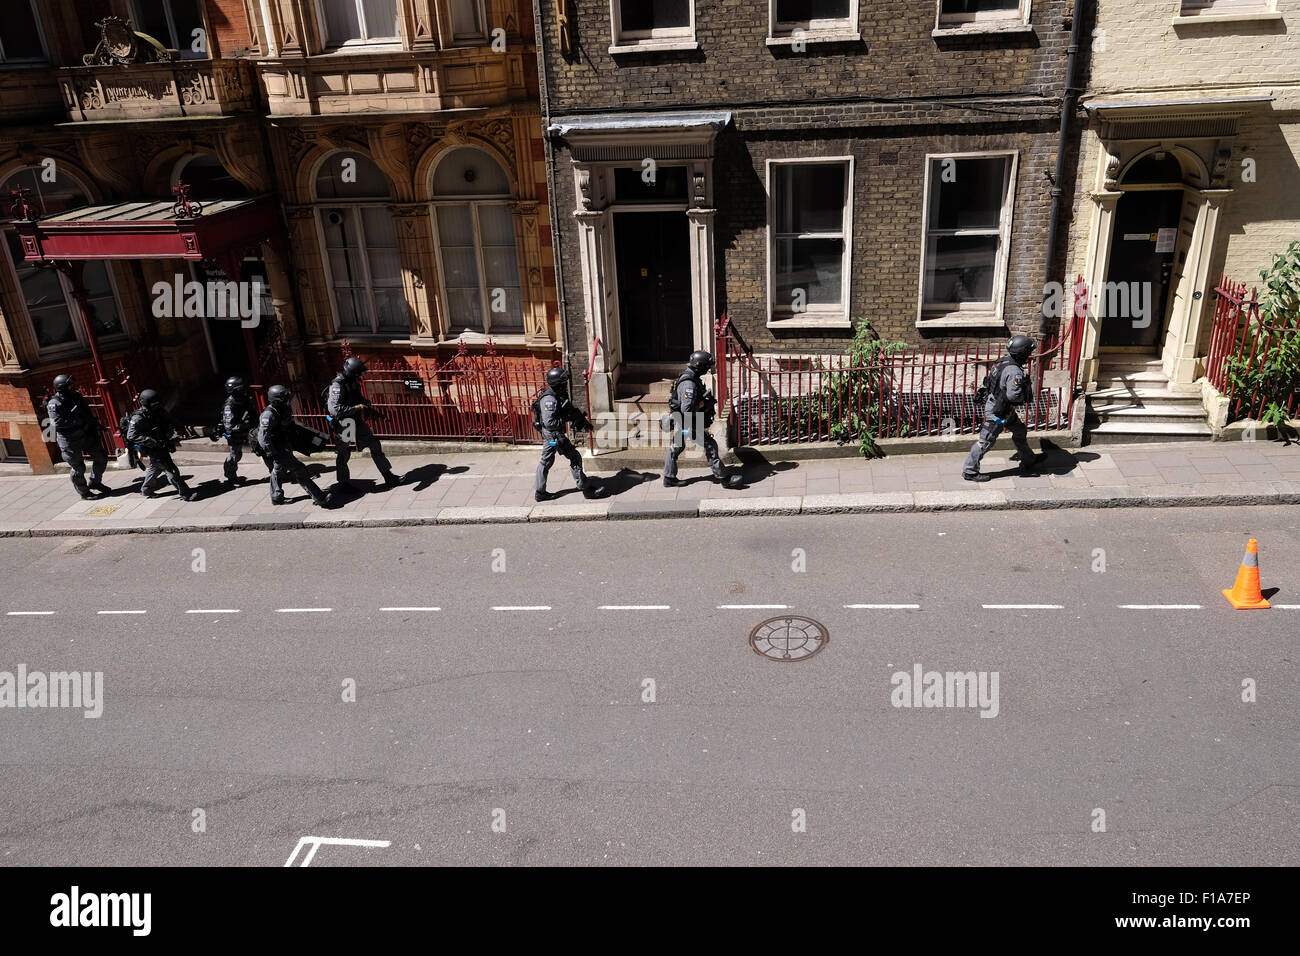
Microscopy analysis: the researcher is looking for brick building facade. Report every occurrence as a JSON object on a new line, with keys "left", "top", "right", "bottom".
{"left": 0, "top": 0, "right": 557, "bottom": 471}
{"left": 535, "top": 1, "right": 1089, "bottom": 416}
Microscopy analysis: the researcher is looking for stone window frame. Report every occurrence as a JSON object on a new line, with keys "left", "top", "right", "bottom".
{"left": 1174, "top": 0, "right": 1282, "bottom": 26}
{"left": 129, "top": 0, "right": 212, "bottom": 60}
{"left": 428, "top": 148, "right": 525, "bottom": 340}
{"left": 765, "top": 155, "right": 856, "bottom": 331}
{"left": 915, "top": 149, "right": 1019, "bottom": 329}
{"left": 608, "top": 0, "right": 699, "bottom": 55}
{"left": 314, "top": 0, "right": 405, "bottom": 51}
{"left": 932, "top": 0, "right": 1034, "bottom": 39}
{"left": 766, "top": 0, "right": 862, "bottom": 47}
{"left": 0, "top": 0, "right": 50, "bottom": 66}
{"left": 0, "top": 165, "right": 130, "bottom": 361}
{"left": 312, "top": 151, "right": 409, "bottom": 338}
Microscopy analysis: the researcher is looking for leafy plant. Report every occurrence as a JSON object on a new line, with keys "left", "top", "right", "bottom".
{"left": 818, "top": 321, "right": 908, "bottom": 456}
{"left": 1227, "top": 242, "right": 1300, "bottom": 428}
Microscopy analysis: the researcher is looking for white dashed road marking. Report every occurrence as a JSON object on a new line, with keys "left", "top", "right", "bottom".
{"left": 717, "top": 604, "right": 790, "bottom": 610}
{"left": 284, "top": 836, "right": 391, "bottom": 867}
{"left": 599, "top": 605, "right": 671, "bottom": 610}
{"left": 1118, "top": 604, "right": 1202, "bottom": 610}
{"left": 380, "top": 607, "right": 441, "bottom": 612}
{"left": 982, "top": 604, "right": 1064, "bottom": 610}
{"left": 844, "top": 604, "right": 921, "bottom": 610}
{"left": 6, "top": 611, "right": 55, "bottom": 616}
{"left": 492, "top": 606, "right": 552, "bottom": 611}
{"left": 276, "top": 608, "right": 333, "bottom": 613}
{"left": 97, "top": 610, "right": 146, "bottom": 615}
{"left": 186, "top": 609, "right": 241, "bottom": 614}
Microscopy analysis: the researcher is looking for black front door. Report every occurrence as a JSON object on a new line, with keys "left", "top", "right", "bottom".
{"left": 1101, "top": 190, "right": 1184, "bottom": 348}
{"left": 614, "top": 211, "right": 693, "bottom": 363}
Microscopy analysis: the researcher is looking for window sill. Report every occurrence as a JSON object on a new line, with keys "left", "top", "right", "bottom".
{"left": 766, "top": 30, "right": 862, "bottom": 47}
{"left": 932, "top": 21, "right": 1035, "bottom": 39}
{"left": 918, "top": 312, "right": 1007, "bottom": 329}
{"left": 318, "top": 41, "right": 403, "bottom": 55}
{"left": 767, "top": 315, "right": 852, "bottom": 330}
{"left": 609, "top": 38, "right": 699, "bottom": 55}
{"left": 1172, "top": 11, "right": 1283, "bottom": 27}
{"left": 451, "top": 332, "right": 528, "bottom": 345}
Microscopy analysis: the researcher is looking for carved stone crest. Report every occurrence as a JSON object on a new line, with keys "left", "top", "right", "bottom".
{"left": 83, "top": 17, "right": 179, "bottom": 66}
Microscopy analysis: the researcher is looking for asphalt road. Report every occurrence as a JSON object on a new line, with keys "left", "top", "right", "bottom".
{"left": 0, "top": 506, "right": 1296, "bottom": 866}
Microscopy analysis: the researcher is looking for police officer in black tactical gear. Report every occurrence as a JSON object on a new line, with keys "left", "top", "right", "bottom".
{"left": 258, "top": 385, "right": 332, "bottom": 507}
{"left": 220, "top": 376, "right": 265, "bottom": 485}
{"left": 46, "top": 374, "right": 109, "bottom": 500}
{"left": 532, "top": 366, "right": 599, "bottom": 502}
{"left": 663, "top": 350, "right": 739, "bottom": 488}
{"left": 126, "top": 389, "right": 198, "bottom": 500}
{"left": 963, "top": 334, "right": 1049, "bottom": 483}
{"left": 326, "top": 357, "right": 401, "bottom": 489}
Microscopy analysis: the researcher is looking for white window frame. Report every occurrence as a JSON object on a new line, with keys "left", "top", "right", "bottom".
{"left": 933, "top": 0, "right": 1033, "bottom": 36}
{"left": 431, "top": 199, "right": 523, "bottom": 338}
{"left": 766, "top": 156, "right": 854, "bottom": 330}
{"left": 315, "top": 187, "right": 407, "bottom": 337}
{"left": 314, "top": 0, "right": 403, "bottom": 50}
{"left": 446, "top": 0, "right": 488, "bottom": 45}
{"left": 916, "top": 150, "right": 1019, "bottom": 328}
{"left": 609, "top": 0, "right": 698, "bottom": 54}
{"left": 131, "top": 0, "right": 210, "bottom": 59}
{"left": 768, "top": 0, "right": 861, "bottom": 46}
{"left": 1175, "top": 0, "right": 1279, "bottom": 25}
{"left": 0, "top": 0, "right": 49, "bottom": 65}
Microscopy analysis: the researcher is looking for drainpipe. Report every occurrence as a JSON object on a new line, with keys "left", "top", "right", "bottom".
{"left": 533, "top": 0, "right": 571, "bottom": 374}
{"left": 1041, "top": 0, "right": 1090, "bottom": 336}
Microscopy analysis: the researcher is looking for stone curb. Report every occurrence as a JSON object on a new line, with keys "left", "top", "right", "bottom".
{"left": 2, "top": 487, "right": 1297, "bottom": 537}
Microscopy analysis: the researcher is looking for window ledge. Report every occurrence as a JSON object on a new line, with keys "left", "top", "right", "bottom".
{"left": 766, "top": 30, "right": 862, "bottom": 47}
{"left": 918, "top": 312, "right": 1007, "bottom": 329}
{"left": 932, "top": 21, "right": 1035, "bottom": 39}
{"left": 609, "top": 38, "right": 699, "bottom": 54}
{"left": 1172, "top": 11, "right": 1283, "bottom": 27}
{"left": 767, "top": 315, "right": 852, "bottom": 330}
{"left": 453, "top": 332, "right": 528, "bottom": 345}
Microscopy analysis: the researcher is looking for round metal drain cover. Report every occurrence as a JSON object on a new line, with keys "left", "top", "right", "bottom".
{"left": 748, "top": 616, "right": 829, "bottom": 662}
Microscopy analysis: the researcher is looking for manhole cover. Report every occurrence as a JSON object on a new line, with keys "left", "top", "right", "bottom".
{"left": 748, "top": 616, "right": 829, "bottom": 662}
{"left": 86, "top": 505, "right": 118, "bottom": 517}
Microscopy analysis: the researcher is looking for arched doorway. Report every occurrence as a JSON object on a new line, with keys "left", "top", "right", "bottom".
{"left": 1100, "top": 151, "right": 1190, "bottom": 351}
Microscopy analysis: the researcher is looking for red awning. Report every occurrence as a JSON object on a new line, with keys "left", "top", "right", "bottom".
{"left": 13, "top": 195, "right": 281, "bottom": 277}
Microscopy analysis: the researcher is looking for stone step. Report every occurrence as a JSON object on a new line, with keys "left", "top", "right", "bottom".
{"left": 1090, "top": 406, "right": 1209, "bottom": 424}
{"left": 1086, "top": 420, "right": 1213, "bottom": 443}
{"left": 1089, "top": 385, "right": 1200, "bottom": 402}
{"left": 617, "top": 379, "right": 675, "bottom": 402}
{"left": 1100, "top": 371, "right": 1172, "bottom": 388}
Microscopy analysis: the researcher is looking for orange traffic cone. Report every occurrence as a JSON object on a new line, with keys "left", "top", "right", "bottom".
{"left": 1222, "top": 538, "right": 1270, "bottom": 609}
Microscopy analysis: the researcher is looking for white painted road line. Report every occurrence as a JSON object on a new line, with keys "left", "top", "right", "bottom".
{"left": 717, "top": 604, "right": 790, "bottom": 610}
{"left": 844, "top": 604, "right": 921, "bottom": 610}
{"left": 1272, "top": 604, "right": 1300, "bottom": 609}
{"left": 492, "top": 605, "right": 552, "bottom": 611}
{"left": 982, "top": 604, "right": 1064, "bottom": 610}
{"left": 6, "top": 611, "right": 55, "bottom": 616}
{"left": 1118, "top": 604, "right": 1202, "bottom": 610}
{"left": 284, "top": 836, "right": 391, "bottom": 868}
{"left": 599, "top": 605, "right": 671, "bottom": 610}
{"left": 97, "top": 610, "right": 147, "bottom": 615}
{"left": 275, "top": 608, "right": 333, "bottom": 613}
{"left": 380, "top": 606, "right": 442, "bottom": 612}
{"left": 185, "top": 609, "right": 241, "bottom": 614}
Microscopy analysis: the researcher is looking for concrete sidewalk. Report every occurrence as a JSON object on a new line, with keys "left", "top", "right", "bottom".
{"left": 2, "top": 438, "right": 1299, "bottom": 536}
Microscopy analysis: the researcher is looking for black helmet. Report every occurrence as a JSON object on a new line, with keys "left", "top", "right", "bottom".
{"left": 267, "top": 384, "right": 292, "bottom": 405}
{"left": 342, "top": 357, "right": 367, "bottom": 379}
{"left": 687, "top": 350, "right": 714, "bottom": 375}
{"left": 1007, "top": 335, "right": 1036, "bottom": 362}
{"left": 139, "top": 389, "right": 160, "bottom": 408}
{"left": 546, "top": 367, "right": 571, "bottom": 390}
{"left": 52, "top": 374, "right": 74, "bottom": 392}
{"left": 225, "top": 376, "right": 247, "bottom": 395}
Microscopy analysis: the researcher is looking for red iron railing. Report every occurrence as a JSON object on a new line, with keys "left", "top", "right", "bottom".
{"left": 1205, "top": 276, "right": 1300, "bottom": 421}
{"left": 717, "top": 278, "right": 1088, "bottom": 447}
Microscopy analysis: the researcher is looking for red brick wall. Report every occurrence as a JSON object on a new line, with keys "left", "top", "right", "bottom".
{"left": 204, "top": 0, "right": 258, "bottom": 58}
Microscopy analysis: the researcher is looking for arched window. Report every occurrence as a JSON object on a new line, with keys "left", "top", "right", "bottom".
{"left": 174, "top": 154, "right": 251, "bottom": 201}
{"left": 314, "top": 151, "right": 407, "bottom": 335}
{"left": 431, "top": 147, "right": 522, "bottom": 335}
{"left": 0, "top": 167, "right": 125, "bottom": 355}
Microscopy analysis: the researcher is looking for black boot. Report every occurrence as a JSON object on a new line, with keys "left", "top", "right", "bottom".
{"left": 662, "top": 476, "right": 679, "bottom": 488}
{"left": 383, "top": 471, "right": 403, "bottom": 488}
{"left": 535, "top": 489, "right": 554, "bottom": 502}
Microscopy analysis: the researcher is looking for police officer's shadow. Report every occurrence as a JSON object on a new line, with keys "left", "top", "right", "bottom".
{"left": 993, "top": 439, "right": 1099, "bottom": 479}
{"left": 403, "top": 462, "right": 469, "bottom": 491}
